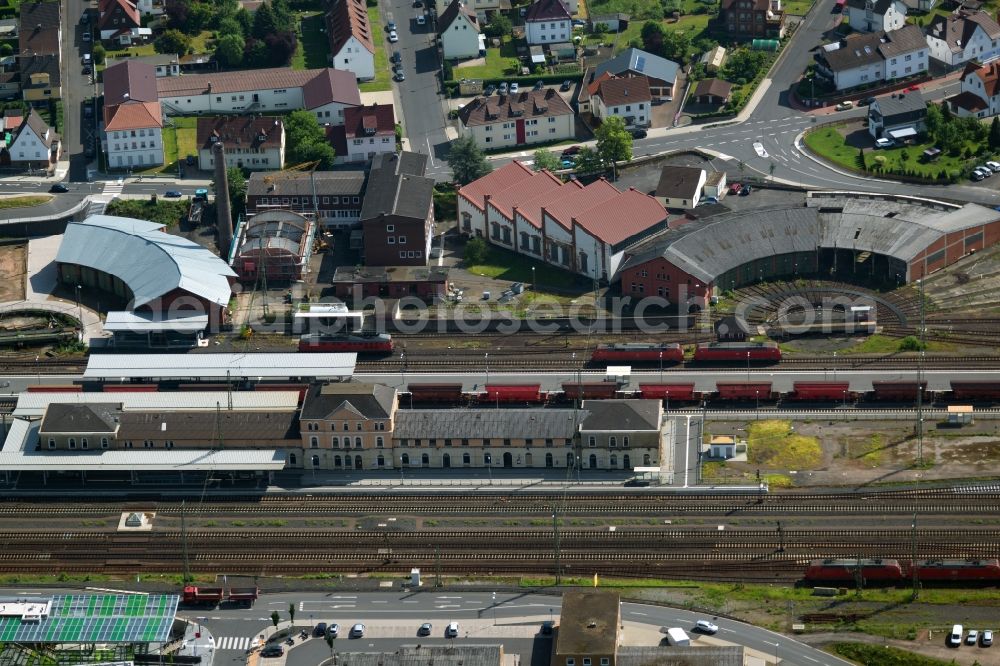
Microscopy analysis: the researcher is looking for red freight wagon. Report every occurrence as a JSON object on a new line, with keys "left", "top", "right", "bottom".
{"left": 407, "top": 383, "right": 465, "bottom": 402}
{"left": 483, "top": 384, "right": 544, "bottom": 403}
{"left": 913, "top": 559, "right": 1000, "bottom": 583}
{"left": 591, "top": 343, "right": 684, "bottom": 363}
{"left": 103, "top": 384, "right": 158, "bottom": 392}
{"left": 182, "top": 586, "right": 225, "bottom": 605}
{"left": 693, "top": 342, "right": 781, "bottom": 362}
{"left": 715, "top": 382, "right": 773, "bottom": 400}
{"left": 638, "top": 383, "right": 697, "bottom": 401}
{"left": 789, "top": 382, "right": 852, "bottom": 401}
{"left": 227, "top": 586, "right": 260, "bottom": 605}
{"left": 561, "top": 382, "right": 619, "bottom": 400}
{"left": 949, "top": 382, "right": 1000, "bottom": 401}
{"left": 25, "top": 385, "right": 83, "bottom": 392}
{"left": 871, "top": 381, "right": 926, "bottom": 401}
{"left": 804, "top": 559, "right": 904, "bottom": 584}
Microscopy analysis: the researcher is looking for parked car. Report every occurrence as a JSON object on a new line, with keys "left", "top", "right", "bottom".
{"left": 509, "top": 82, "right": 519, "bottom": 94}
{"left": 874, "top": 137, "right": 893, "bottom": 149}
{"left": 987, "top": 161, "right": 1000, "bottom": 172}
{"left": 905, "top": 84, "right": 920, "bottom": 92}
{"left": 81, "top": 11, "right": 90, "bottom": 22}
{"left": 560, "top": 80, "right": 572, "bottom": 91}
{"left": 413, "top": 0, "right": 422, "bottom": 6}
{"left": 694, "top": 620, "right": 719, "bottom": 634}
{"left": 740, "top": 185, "right": 752, "bottom": 196}
{"left": 485, "top": 84, "right": 496, "bottom": 95}
{"left": 629, "top": 128, "right": 647, "bottom": 139}
{"left": 834, "top": 100, "right": 853, "bottom": 111}
{"left": 703, "top": 196, "right": 719, "bottom": 205}
{"left": 387, "top": 20, "right": 396, "bottom": 30}
{"left": 561, "top": 158, "right": 575, "bottom": 169}
{"left": 561, "top": 145, "right": 581, "bottom": 156}
{"left": 498, "top": 82, "right": 508, "bottom": 94}
{"left": 82, "top": 31, "right": 91, "bottom": 41}
{"left": 328, "top": 624, "right": 340, "bottom": 638}
{"left": 445, "top": 622, "right": 459, "bottom": 638}
{"left": 82, "top": 65, "right": 92, "bottom": 75}
{"left": 391, "top": 50, "right": 402, "bottom": 63}
{"left": 859, "top": 96, "right": 875, "bottom": 105}
{"left": 967, "top": 630, "right": 980, "bottom": 645}
{"left": 49, "top": 183, "right": 69, "bottom": 193}
{"left": 728, "top": 182, "right": 742, "bottom": 195}
{"left": 164, "top": 190, "right": 183, "bottom": 197}
{"left": 972, "top": 169, "right": 987, "bottom": 181}
{"left": 313, "top": 623, "right": 328, "bottom": 637}
{"left": 977, "top": 165, "right": 993, "bottom": 177}
{"left": 186, "top": 154, "right": 196, "bottom": 166}
{"left": 540, "top": 621, "right": 554, "bottom": 635}
{"left": 982, "top": 630, "right": 993, "bottom": 647}
{"left": 418, "top": 623, "right": 432, "bottom": 637}
{"left": 394, "top": 71, "right": 406, "bottom": 82}
{"left": 261, "top": 645, "right": 284, "bottom": 658}
{"left": 350, "top": 624, "right": 365, "bottom": 638}
{"left": 533, "top": 80, "right": 544, "bottom": 90}
{"left": 949, "top": 625, "right": 964, "bottom": 647}
{"left": 388, "top": 30, "right": 398, "bottom": 42}
{"left": 416, "top": 13, "right": 426, "bottom": 24}
{"left": 510, "top": 282, "right": 525, "bottom": 294}
{"left": 572, "top": 18, "right": 586, "bottom": 26}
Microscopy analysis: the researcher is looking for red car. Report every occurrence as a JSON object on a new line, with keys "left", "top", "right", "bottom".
{"left": 561, "top": 145, "right": 581, "bottom": 156}
{"left": 728, "top": 182, "right": 743, "bottom": 195}
{"left": 905, "top": 84, "right": 920, "bottom": 92}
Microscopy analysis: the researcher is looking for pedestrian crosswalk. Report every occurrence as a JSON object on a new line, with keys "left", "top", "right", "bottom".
{"left": 102, "top": 179, "right": 125, "bottom": 198}
{"left": 213, "top": 636, "right": 254, "bottom": 651}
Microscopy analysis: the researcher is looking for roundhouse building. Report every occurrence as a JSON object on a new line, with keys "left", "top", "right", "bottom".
{"left": 55, "top": 215, "right": 237, "bottom": 330}
{"left": 231, "top": 210, "right": 316, "bottom": 283}
{"left": 618, "top": 192, "right": 1000, "bottom": 306}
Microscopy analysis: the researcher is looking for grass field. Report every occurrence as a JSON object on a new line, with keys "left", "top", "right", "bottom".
{"left": 293, "top": 12, "right": 329, "bottom": 70}
{"left": 826, "top": 643, "right": 956, "bottom": 666}
{"left": 465, "top": 244, "right": 581, "bottom": 290}
{"left": 0, "top": 195, "right": 51, "bottom": 209}
{"left": 105, "top": 198, "right": 189, "bottom": 227}
{"left": 139, "top": 117, "right": 196, "bottom": 175}
{"left": 360, "top": 7, "right": 393, "bottom": 92}
{"left": 747, "top": 419, "right": 822, "bottom": 469}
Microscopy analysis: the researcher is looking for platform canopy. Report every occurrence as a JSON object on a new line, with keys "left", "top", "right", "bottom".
{"left": 0, "top": 594, "right": 179, "bottom": 644}
{"left": 83, "top": 353, "right": 357, "bottom": 380}
{"left": 104, "top": 311, "right": 209, "bottom": 333}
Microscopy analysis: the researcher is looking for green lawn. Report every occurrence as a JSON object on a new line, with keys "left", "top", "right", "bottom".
{"left": 138, "top": 117, "right": 195, "bottom": 175}
{"left": 292, "top": 12, "right": 329, "bottom": 70}
{"left": 465, "top": 244, "right": 581, "bottom": 290}
{"left": 802, "top": 126, "right": 862, "bottom": 171}
{"left": 360, "top": 6, "right": 392, "bottom": 92}
{"left": 606, "top": 13, "right": 712, "bottom": 55}
{"left": 826, "top": 643, "right": 957, "bottom": 666}
{"left": 0, "top": 195, "right": 52, "bottom": 209}
{"left": 782, "top": 0, "right": 813, "bottom": 14}
{"left": 451, "top": 47, "right": 516, "bottom": 81}
{"left": 105, "top": 199, "right": 189, "bottom": 227}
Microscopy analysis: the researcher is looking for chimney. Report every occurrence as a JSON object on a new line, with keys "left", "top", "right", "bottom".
{"left": 213, "top": 141, "right": 233, "bottom": 256}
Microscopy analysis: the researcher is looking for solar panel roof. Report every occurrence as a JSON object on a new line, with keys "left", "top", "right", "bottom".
{"left": 0, "top": 594, "right": 179, "bottom": 644}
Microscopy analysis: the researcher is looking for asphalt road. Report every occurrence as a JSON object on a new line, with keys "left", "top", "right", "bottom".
{"left": 173, "top": 591, "right": 853, "bottom": 666}
{"left": 62, "top": 0, "right": 99, "bottom": 183}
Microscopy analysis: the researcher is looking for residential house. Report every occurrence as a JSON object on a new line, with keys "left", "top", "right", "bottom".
{"left": 98, "top": 0, "right": 142, "bottom": 45}
{"left": 691, "top": 78, "right": 732, "bottom": 105}
{"left": 524, "top": 0, "right": 571, "bottom": 45}
{"left": 949, "top": 60, "right": 1000, "bottom": 117}
{"left": 7, "top": 108, "right": 59, "bottom": 169}
{"left": 296, "top": 382, "right": 398, "bottom": 471}
{"left": 554, "top": 592, "right": 620, "bottom": 666}
{"left": 925, "top": 10, "right": 1000, "bottom": 69}
{"left": 18, "top": 1, "right": 60, "bottom": 56}
{"left": 457, "top": 160, "right": 670, "bottom": 281}
{"left": 583, "top": 47, "right": 679, "bottom": 111}
{"left": 326, "top": 0, "right": 376, "bottom": 81}
{"left": 360, "top": 152, "right": 435, "bottom": 266}
{"left": 457, "top": 89, "right": 574, "bottom": 150}
{"left": 20, "top": 54, "right": 60, "bottom": 104}
{"left": 868, "top": 90, "right": 926, "bottom": 140}
{"left": 654, "top": 165, "right": 706, "bottom": 210}
{"left": 844, "top": 0, "right": 906, "bottom": 33}
{"left": 246, "top": 170, "right": 368, "bottom": 228}
{"left": 438, "top": 0, "right": 481, "bottom": 60}
{"left": 814, "top": 25, "right": 928, "bottom": 91}
{"left": 589, "top": 13, "right": 628, "bottom": 31}
{"left": 327, "top": 103, "right": 396, "bottom": 163}
{"left": 0, "top": 71, "right": 18, "bottom": 100}
{"left": 102, "top": 61, "right": 164, "bottom": 169}
{"left": 196, "top": 116, "right": 285, "bottom": 171}
{"left": 105, "top": 53, "right": 181, "bottom": 77}
{"left": 590, "top": 75, "right": 651, "bottom": 127}
{"left": 719, "top": 0, "right": 786, "bottom": 38}
{"left": 156, "top": 67, "right": 361, "bottom": 120}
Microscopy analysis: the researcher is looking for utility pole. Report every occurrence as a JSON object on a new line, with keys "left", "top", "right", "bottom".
{"left": 181, "top": 499, "right": 191, "bottom": 583}
{"left": 435, "top": 545, "right": 442, "bottom": 587}
{"left": 552, "top": 510, "right": 561, "bottom": 585}
{"left": 854, "top": 555, "right": 864, "bottom": 596}
{"left": 911, "top": 512, "right": 919, "bottom": 599}
{"left": 776, "top": 520, "right": 784, "bottom": 553}
{"left": 916, "top": 278, "right": 925, "bottom": 467}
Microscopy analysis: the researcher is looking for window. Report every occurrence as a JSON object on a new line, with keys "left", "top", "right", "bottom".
{"left": 310, "top": 436, "right": 318, "bottom": 448}
{"left": 387, "top": 224, "right": 395, "bottom": 232}
{"left": 399, "top": 235, "right": 406, "bottom": 244}
{"left": 376, "top": 436, "right": 384, "bottom": 448}
{"left": 166, "top": 441, "right": 174, "bottom": 449}
{"left": 600, "top": 659, "right": 610, "bottom": 665}
{"left": 332, "top": 436, "right": 340, "bottom": 447}
{"left": 101, "top": 437, "right": 109, "bottom": 449}
{"left": 81, "top": 438, "right": 88, "bottom": 449}
{"left": 48, "top": 439, "right": 55, "bottom": 449}
{"left": 623, "top": 436, "right": 630, "bottom": 448}
{"left": 583, "top": 659, "right": 591, "bottom": 666}
{"left": 567, "top": 660, "right": 575, "bottom": 666}
{"left": 355, "top": 437, "right": 362, "bottom": 448}
{"left": 344, "top": 422, "right": 349, "bottom": 430}
{"left": 357, "top": 423, "right": 363, "bottom": 431}
{"left": 69, "top": 438, "right": 76, "bottom": 449}
{"left": 610, "top": 436, "right": 617, "bottom": 447}
{"left": 588, "top": 435, "right": 596, "bottom": 447}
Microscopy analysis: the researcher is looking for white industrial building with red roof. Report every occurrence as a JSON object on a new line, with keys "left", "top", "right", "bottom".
{"left": 457, "top": 161, "right": 670, "bottom": 281}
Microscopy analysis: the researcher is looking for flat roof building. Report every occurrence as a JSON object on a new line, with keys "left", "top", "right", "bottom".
{"left": 555, "top": 591, "right": 621, "bottom": 666}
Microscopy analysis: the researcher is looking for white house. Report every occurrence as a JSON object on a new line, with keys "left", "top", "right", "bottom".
{"left": 196, "top": 116, "right": 285, "bottom": 171}
{"left": 438, "top": 0, "right": 481, "bottom": 60}
{"left": 155, "top": 67, "right": 361, "bottom": 119}
{"left": 925, "top": 10, "right": 1000, "bottom": 68}
{"left": 326, "top": 0, "right": 376, "bottom": 81}
{"left": 590, "top": 74, "right": 651, "bottom": 126}
{"left": 844, "top": 0, "right": 906, "bottom": 33}
{"left": 327, "top": 103, "right": 397, "bottom": 163}
{"left": 8, "top": 108, "right": 59, "bottom": 168}
{"left": 101, "top": 60, "right": 164, "bottom": 170}
{"left": 948, "top": 60, "right": 1000, "bottom": 118}
{"left": 815, "top": 25, "right": 927, "bottom": 90}
{"left": 524, "top": 0, "right": 571, "bottom": 45}
{"left": 653, "top": 165, "right": 706, "bottom": 210}
{"left": 457, "top": 89, "right": 575, "bottom": 150}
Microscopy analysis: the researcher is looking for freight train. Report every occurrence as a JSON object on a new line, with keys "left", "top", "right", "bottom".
{"left": 181, "top": 585, "right": 259, "bottom": 607}
{"left": 588, "top": 342, "right": 782, "bottom": 364}
{"left": 298, "top": 333, "right": 394, "bottom": 355}
{"left": 804, "top": 559, "right": 1000, "bottom": 586}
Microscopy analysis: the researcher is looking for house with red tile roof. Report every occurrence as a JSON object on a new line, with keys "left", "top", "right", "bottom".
{"left": 524, "top": 0, "right": 572, "bottom": 45}
{"left": 457, "top": 161, "right": 669, "bottom": 280}
{"left": 101, "top": 61, "right": 164, "bottom": 169}
{"left": 326, "top": 103, "right": 396, "bottom": 163}
{"left": 326, "top": 0, "right": 375, "bottom": 81}
{"left": 949, "top": 60, "right": 1000, "bottom": 118}
{"left": 196, "top": 116, "right": 285, "bottom": 171}
{"left": 98, "top": 0, "right": 142, "bottom": 45}
{"left": 591, "top": 76, "right": 651, "bottom": 127}
{"left": 458, "top": 89, "right": 574, "bottom": 150}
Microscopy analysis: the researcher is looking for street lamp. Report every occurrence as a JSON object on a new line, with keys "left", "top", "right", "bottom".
{"left": 746, "top": 350, "right": 751, "bottom": 383}
{"left": 491, "top": 592, "right": 497, "bottom": 626}
{"left": 659, "top": 350, "right": 663, "bottom": 382}
{"left": 75, "top": 285, "right": 83, "bottom": 341}
{"left": 531, "top": 266, "right": 536, "bottom": 292}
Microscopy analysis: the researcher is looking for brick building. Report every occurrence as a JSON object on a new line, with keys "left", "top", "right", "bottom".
{"left": 330, "top": 265, "right": 449, "bottom": 301}
{"left": 360, "top": 152, "right": 435, "bottom": 266}
{"left": 718, "top": 0, "right": 786, "bottom": 38}
{"left": 246, "top": 170, "right": 367, "bottom": 228}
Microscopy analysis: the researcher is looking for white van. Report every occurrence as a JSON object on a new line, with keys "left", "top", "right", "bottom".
{"left": 83, "top": 53, "right": 92, "bottom": 65}
{"left": 949, "top": 625, "right": 964, "bottom": 647}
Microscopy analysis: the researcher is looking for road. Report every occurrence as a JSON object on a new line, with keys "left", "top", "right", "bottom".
{"left": 172, "top": 591, "right": 853, "bottom": 666}
{"left": 60, "top": 0, "right": 99, "bottom": 183}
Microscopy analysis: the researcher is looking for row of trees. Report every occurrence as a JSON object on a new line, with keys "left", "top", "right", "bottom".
{"left": 156, "top": 0, "right": 297, "bottom": 67}
{"left": 446, "top": 116, "right": 635, "bottom": 185}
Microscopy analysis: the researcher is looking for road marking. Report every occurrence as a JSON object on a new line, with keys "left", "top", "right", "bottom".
{"left": 629, "top": 611, "right": 648, "bottom": 616}
{"left": 425, "top": 138, "right": 435, "bottom": 167}
{"left": 214, "top": 636, "right": 253, "bottom": 651}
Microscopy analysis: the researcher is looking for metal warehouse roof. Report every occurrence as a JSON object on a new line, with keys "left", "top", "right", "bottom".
{"left": 55, "top": 215, "right": 237, "bottom": 308}
{"left": 13, "top": 391, "right": 302, "bottom": 418}
{"left": 83, "top": 353, "right": 357, "bottom": 379}
{"left": 0, "top": 420, "right": 286, "bottom": 471}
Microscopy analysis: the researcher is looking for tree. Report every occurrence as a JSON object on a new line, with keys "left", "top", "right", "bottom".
{"left": 0, "top": 43, "right": 11, "bottom": 57}
{"left": 446, "top": 135, "right": 492, "bottom": 185}
{"left": 270, "top": 611, "right": 280, "bottom": 628}
{"left": 662, "top": 30, "right": 690, "bottom": 63}
{"left": 483, "top": 14, "right": 511, "bottom": 39}
{"left": 165, "top": 0, "right": 190, "bottom": 30}
{"left": 532, "top": 149, "right": 562, "bottom": 172}
{"left": 640, "top": 20, "right": 665, "bottom": 56}
{"left": 290, "top": 140, "right": 336, "bottom": 168}
{"left": 924, "top": 103, "right": 943, "bottom": 140}
{"left": 92, "top": 43, "right": 106, "bottom": 65}
{"left": 595, "top": 116, "right": 633, "bottom": 168}
{"left": 990, "top": 117, "right": 1000, "bottom": 151}
{"left": 252, "top": 1, "right": 278, "bottom": 40}
{"left": 574, "top": 146, "right": 604, "bottom": 174}
{"left": 271, "top": 0, "right": 293, "bottom": 31}
{"left": 464, "top": 236, "right": 488, "bottom": 265}
{"left": 288, "top": 603, "right": 295, "bottom": 624}
{"left": 155, "top": 29, "right": 191, "bottom": 55}
{"left": 218, "top": 17, "right": 245, "bottom": 39}
{"left": 325, "top": 634, "right": 334, "bottom": 655}
{"left": 723, "top": 48, "right": 768, "bottom": 85}
{"left": 264, "top": 30, "right": 298, "bottom": 66}
{"left": 185, "top": 2, "right": 214, "bottom": 33}
{"left": 243, "top": 39, "right": 269, "bottom": 67}
{"left": 284, "top": 110, "right": 336, "bottom": 168}
{"left": 214, "top": 33, "right": 244, "bottom": 67}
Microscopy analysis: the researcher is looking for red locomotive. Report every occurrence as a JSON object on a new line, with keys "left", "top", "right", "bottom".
{"left": 591, "top": 343, "right": 684, "bottom": 364}
{"left": 803, "top": 558, "right": 905, "bottom": 584}
{"left": 913, "top": 559, "right": 1000, "bottom": 583}
{"left": 804, "top": 558, "right": 1000, "bottom": 585}
{"left": 693, "top": 341, "right": 781, "bottom": 363}
{"left": 298, "top": 333, "right": 393, "bottom": 355}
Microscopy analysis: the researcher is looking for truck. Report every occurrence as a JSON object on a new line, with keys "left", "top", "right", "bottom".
{"left": 182, "top": 586, "right": 225, "bottom": 606}
{"left": 663, "top": 627, "right": 691, "bottom": 646}
{"left": 227, "top": 586, "right": 259, "bottom": 606}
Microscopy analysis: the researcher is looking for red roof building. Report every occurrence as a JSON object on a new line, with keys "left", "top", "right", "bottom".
{"left": 326, "top": 103, "right": 396, "bottom": 163}
{"left": 98, "top": 0, "right": 142, "bottom": 44}
{"left": 326, "top": 0, "right": 376, "bottom": 81}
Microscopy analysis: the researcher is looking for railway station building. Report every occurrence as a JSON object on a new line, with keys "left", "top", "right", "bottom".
{"left": 618, "top": 192, "right": 1000, "bottom": 308}
{"left": 297, "top": 382, "right": 398, "bottom": 470}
